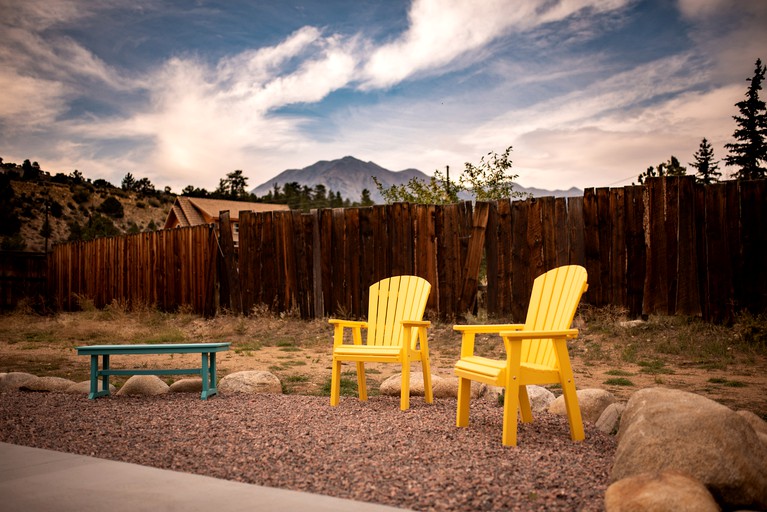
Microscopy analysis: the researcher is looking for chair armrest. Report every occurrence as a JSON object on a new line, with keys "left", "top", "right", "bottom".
{"left": 499, "top": 329, "right": 579, "bottom": 340}
{"left": 453, "top": 324, "right": 524, "bottom": 334}
{"left": 401, "top": 320, "right": 431, "bottom": 328}
{"left": 328, "top": 319, "right": 368, "bottom": 346}
{"left": 401, "top": 320, "right": 430, "bottom": 351}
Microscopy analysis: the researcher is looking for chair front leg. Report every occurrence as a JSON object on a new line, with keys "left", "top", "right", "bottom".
{"left": 554, "top": 339, "right": 585, "bottom": 441}
{"left": 400, "top": 353, "right": 411, "bottom": 410}
{"left": 456, "top": 377, "right": 471, "bottom": 427}
{"left": 502, "top": 337, "right": 523, "bottom": 447}
{"left": 330, "top": 358, "right": 342, "bottom": 406}
{"left": 417, "top": 326, "right": 433, "bottom": 403}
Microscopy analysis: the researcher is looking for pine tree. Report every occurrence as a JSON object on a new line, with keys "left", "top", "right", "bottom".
{"left": 724, "top": 58, "right": 767, "bottom": 179}
{"left": 690, "top": 137, "right": 721, "bottom": 184}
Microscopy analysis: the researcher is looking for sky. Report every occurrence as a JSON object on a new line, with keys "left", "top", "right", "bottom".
{"left": 0, "top": 0, "right": 765, "bottom": 194}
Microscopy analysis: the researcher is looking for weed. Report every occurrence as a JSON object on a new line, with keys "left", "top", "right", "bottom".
{"left": 638, "top": 360, "right": 674, "bottom": 374}
{"left": 708, "top": 377, "right": 748, "bottom": 388}
{"left": 604, "top": 377, "right": 634, "bottom": 386}
{"left": 321, "top": 376, "right": 358, "bottom": 397}
{"left": 605, "top": 369, "right": 635, "bottom": 376}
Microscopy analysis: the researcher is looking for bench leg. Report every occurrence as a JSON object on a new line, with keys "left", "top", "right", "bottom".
{"left": 88, "top": 354, "right": 111, "bottom": 399}
{"left": 200, "top": 352, "right": 218, "bottom": 400}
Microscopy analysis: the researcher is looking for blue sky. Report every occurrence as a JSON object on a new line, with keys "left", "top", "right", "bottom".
{"left": 0, "top": 0, "right": 765, "bottom": 194}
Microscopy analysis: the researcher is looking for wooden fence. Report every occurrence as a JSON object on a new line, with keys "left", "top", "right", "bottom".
{"left": 49, "top": 225, "right": 218, "bottom": 316}
{"left": 46, "top": 177, "right": 766, "bottom": 323}
{"left": 0, "top": 251, "right": 48, "bottom": 309}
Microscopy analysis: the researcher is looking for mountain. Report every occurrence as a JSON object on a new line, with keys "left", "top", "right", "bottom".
{"left": 252, "top": 156, "right": 582, "bottom": 203}
{"left": 251, "top": 156, "right": 425, "bottom": 204}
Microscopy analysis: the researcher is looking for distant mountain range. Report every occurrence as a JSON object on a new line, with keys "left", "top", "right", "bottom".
{"left": 252, "top": 156, "right": 582, "bottom": 203}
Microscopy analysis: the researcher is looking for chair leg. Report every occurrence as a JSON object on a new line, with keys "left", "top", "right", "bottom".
{"left": 518, "top": 385, "right": 533, "bottom": 423}
{"left": 420, "top": 354, "right": 433, "bottom": 404}
{"left": 554, "top": 340, "right": 585, "bottom": 441}
{"left": 330, "top": 358, "right": 342, "bottom": 406}
{"left": 502, "top": 379, "right": 520, "bottom": 447}
{"left": 456, "top": 377, "right": 471, "bottom": 427}
{"left": 400, "top": 359, "right": 410, "bottom": 410}
{"left": 356, "top": 362, "right": 368, "bottom": 401}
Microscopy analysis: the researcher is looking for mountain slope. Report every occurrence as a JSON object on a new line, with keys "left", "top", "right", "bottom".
{"left": 253, "top": 156, "right": 582, "bottom": 202}
{"left": 251, "top": 156, "right": 426, "bottom": 203}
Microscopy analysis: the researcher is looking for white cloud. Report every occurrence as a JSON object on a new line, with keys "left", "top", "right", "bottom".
{"left": 360, "top": 0, "right": 631, "bottom": 89}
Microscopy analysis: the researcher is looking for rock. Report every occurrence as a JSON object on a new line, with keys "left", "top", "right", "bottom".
{"left": 379, "top": 372, "right": 440, "bottom": 397}
{"left": 605, "top": 470, "right": 720, "bottom": 512}
{"left": 169, "top": 378, "right": 203, "bottom": 393}
{"left": 737, "top": 409, "right": 767, "bottom": 444}
{"left": 115, "top": 375, "right": 170, "bottom": 396}
{"left": 612, "top": 387, "right": 767, "bottom": 510}
{"left": 66, "top": 381, "right": 117, "bottom": 394}
{"left": 20, "top": 376, "right": 77, "bottom": 392}
{"left": 218, "top": 371, "right": 282, "bottom": 394}
{"left": 0, "top": 372, "right": 37, "bottom": 391}
{"left": 549, "top": 388, "right": 616, "bottom": 423}
{"left": 526, "top": 385, "right": 556, "bottom": 412}
{"left": 596, "top": 402, "right": 627, "bottom": 435}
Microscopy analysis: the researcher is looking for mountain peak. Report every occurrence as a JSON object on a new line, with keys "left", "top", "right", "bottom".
{"left": 252, "top": 157, "right": 582, "bottom": 203}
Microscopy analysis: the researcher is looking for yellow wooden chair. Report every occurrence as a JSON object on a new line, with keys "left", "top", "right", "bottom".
{"left": 329, "top": 275, "right": 433, "bottom": 410}
{"left": 454, "top": 265, "right": 588, "bottom": 446}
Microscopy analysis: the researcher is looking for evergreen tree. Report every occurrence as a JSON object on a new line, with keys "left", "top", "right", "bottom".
{"left": 724, "top": 58, "right": 767, "bottom": 179}
{"left": 689, "top": 138, "right": 721, "bottom": 184}
{"left": 216, "top": 170, "right": 249, "bottom": 199}
{"left": 637, "top": 156, "right": 686, "bottom": 184}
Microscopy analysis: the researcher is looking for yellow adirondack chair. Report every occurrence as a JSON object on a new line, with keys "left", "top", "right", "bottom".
{"left": 454, "top": 265, "right": 588, "bottom": 446}
{"left": 329, "top": 275, "right": 433, "bottom": 410}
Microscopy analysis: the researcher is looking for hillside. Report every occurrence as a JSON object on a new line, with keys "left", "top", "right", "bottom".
{"left": 4, "top": 179, "right": 172, "bottom": 252}
{"left": 253, "top": 156, "right": 582, "bottom": 202}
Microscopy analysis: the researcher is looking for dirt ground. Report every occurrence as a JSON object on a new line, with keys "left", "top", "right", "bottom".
{"left": 1, "top": 310, "right": 765, "bottom": 419}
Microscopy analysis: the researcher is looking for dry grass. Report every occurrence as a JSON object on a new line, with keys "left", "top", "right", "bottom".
{"left": 2, "top": 304, "right": 766, "bottom": 418}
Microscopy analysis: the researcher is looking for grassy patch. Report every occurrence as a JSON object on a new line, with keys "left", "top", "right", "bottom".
{"left": 603, "top": 377, "right": 635, "bottom": 386}
{"left": 638, "top": 359, "right": 674, "bottom": 374}
{"left": 605, "top": 369, "right": 635, "bottom": 376}
{"left": 708, "top": 377, "right": 748, "bottom": 388}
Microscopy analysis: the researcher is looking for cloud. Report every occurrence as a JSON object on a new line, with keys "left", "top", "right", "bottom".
{"left": 359, "top": 0, "right": 631, "bottom": 89}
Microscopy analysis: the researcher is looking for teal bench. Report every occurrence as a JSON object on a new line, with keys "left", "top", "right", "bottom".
{"left": 76, "top": 343, "right": 230, "bottom": 400}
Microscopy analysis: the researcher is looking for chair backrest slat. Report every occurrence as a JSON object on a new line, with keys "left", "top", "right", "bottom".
{"left": 367, "top": 276, "right": 431, "bottom": 347}
{"left": 522, "top": 266, "right": 588, "bottom": 368}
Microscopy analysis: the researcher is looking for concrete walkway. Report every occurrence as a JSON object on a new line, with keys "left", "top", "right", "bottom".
{"left": 0, "top": 442, "right": 407, "bottom": 512}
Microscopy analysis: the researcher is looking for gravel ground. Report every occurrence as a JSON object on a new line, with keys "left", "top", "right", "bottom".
{"left": 0, "top": 391, "right": 615, "bottom": 511}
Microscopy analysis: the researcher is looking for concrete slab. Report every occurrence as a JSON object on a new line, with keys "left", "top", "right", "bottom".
{"left": 0, "top": 443, "right": 407, "bottom": 512}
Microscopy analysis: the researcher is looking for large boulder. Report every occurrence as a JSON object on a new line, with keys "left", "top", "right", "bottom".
{"left": 219, "top": 371, "right": 282, "bottom": 394}
{"left": 596, "top": 402, "right": 627, "bottom": 435}
{"left": 0, "top": 372, "right": 37, "bottom": 391}
{"left": 605, "top": 470, "right": 720, "bottom": 512}
{"left": 20, "top": 376, "right": 77, "bottom": 392}
{"left": 169, "top": 378, "right": 203, "bottom": 393}
{"left": 66, "top": 380, "right": 117, "bottom": 395}
{"left": 549, "top": 388, "right": 616, "bottom": 423}
{"left": 115, "top": 375, "right": 170, "bottom": 396}
{"left": 380, "top": 373, "right": 443, "bottom": 397}
{"left": 612, "top": 387, "right": 767, "bottom": 510}
{"left": 737, "top": 409, "right": 767, "bottom": 445}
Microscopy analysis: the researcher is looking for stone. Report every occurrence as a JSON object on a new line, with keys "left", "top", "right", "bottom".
{"left": 218, "top": 371, "right": 282, "bottom": 394}
{"left": 66, "top": 380, "right": 117, "bottom": 394}
{"left": 115, "top": 375, "right": 170, "bottom": 396}
{"left": 737, "top": 409, "right": 767, "bottom": 445}
{"left": 379, "top": 372, "right": 441, "bottom": 397}
{"left": 596, "top": 402, "right": 627, "bottom": 435}
{"left": 549, "top": 388, "right": 616, "bottom": 423}
{"left": 169, "top": 378, "right": 203, "bottom": 393}
{"left": 605, "top": 470, "right": 720, "bottom": 512}
{"left": 612, "top": 387, "right": 767, "bottom": 510}
{"left": 20, "top": 376, "right": 77, "bottom": 392}
{"left": 526, "top": 385, "right": 557, "bottom": 413}
{"left": 0, "top": 372, "right": 37, "bottom": 391}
